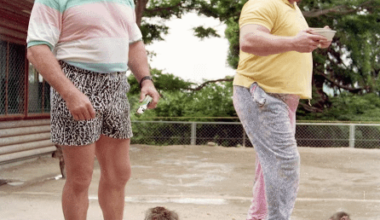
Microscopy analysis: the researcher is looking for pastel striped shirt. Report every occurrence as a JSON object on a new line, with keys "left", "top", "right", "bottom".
{"left": 27, "top": 0, "right": 143, "bottom": 73}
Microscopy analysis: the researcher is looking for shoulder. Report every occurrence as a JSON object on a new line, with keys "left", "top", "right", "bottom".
{"left": 243, "top": 0, "right": 279, "bottom": 9}
{"left": 241, "top": 0, "right": 281, "bottom": 17}
{"left": 115, "top": 0, "right": 136, "bottom": 7}
{"left": 33, "top": 0, "right": 65, "bottom": 12}
{"left": 241, "top": 0, "right": 281, "bottom": 18}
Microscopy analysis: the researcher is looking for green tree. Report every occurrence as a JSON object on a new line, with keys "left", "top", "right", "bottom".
{"left": 127, "top": 69, "right": 236, "bottom": 121}
{"left": 134, "top": 0, "right": 380, "bottom": 118}
{"left": 214, "top": 0, "right": 380, "bottom": 113}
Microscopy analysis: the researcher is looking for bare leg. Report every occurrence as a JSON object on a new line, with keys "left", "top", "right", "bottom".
{"left": 61, "top": 143, "right": 96, "bottom": 220}
{"left": 95, "top": 135, "right": 131, "bottom": 220}
{"left": 247, "top": 155, "right": 267, "bottom": 220}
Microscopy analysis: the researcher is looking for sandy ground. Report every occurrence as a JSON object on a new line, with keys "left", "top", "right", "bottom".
{"left": 0, "top": 145, "right": 380, "bottom": 220}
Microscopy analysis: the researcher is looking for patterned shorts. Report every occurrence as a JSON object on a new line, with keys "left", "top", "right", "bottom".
{"left": 51, "top": 61, "right": 133, "bottom": 146}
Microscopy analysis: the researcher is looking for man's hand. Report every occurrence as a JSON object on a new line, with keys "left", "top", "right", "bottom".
{"left": 128, "top": 41, "right": 160, "bottom": 109}
{"left": 27, "top": 45, "right": 96, "bottom": 121}
{"left": 64, "top": 89, "right": 96, "bottom": 121}
{"left": 292, "top": 30, "right": 328, "bottom": 53}
{"left": 307, "top": 26, "right": 333, "bottom": 49}
{"left": 139, "top": 80, "right": 160, "bottom": 109}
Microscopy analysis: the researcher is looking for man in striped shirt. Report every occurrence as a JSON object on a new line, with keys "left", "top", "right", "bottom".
{"left": 27, "top": 0, "right": 160, "bottom": 219}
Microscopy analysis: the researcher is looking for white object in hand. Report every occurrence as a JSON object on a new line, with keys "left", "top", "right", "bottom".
{"left": 310, "top": 28, "right": 336, "bottom": 41}
{"left": 136, "top": 95, "right": 152, "bottom": 115}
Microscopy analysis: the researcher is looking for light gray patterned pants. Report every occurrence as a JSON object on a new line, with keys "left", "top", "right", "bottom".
{"left": 233, "top": 83, "right": 300, "bottom": 220}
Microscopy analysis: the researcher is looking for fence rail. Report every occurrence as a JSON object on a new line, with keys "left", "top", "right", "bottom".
{"left": 131, "top": 121, "right": 380, "bottom": 149}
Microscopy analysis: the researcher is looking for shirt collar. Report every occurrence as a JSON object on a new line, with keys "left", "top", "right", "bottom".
{"left": 282, "top": 0, "right": 296, "bottom": 8}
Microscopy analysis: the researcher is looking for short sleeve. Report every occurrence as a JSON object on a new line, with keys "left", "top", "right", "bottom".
{"left": 129, "top": 23, "right": 143, "bottom": 44}
{"left": 239, "top": 0, "right": 277, "bottom": 31}
{"left": 27, "top": 0, "right": 62, "bottom": 50}
{"left": 127, "top": 1, "right": 142, "bottom": 44}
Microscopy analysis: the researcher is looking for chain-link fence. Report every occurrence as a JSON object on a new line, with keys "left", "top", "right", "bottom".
{"left": 131, "top": 121, "right": 380, "bottom": 149}
{"left": 0, "top": 41, "right": 26, "bottom": 115}
{"left": 0, "top": 40, "right": 50, "bottom": 117}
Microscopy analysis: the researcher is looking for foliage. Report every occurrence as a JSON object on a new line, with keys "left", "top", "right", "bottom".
{"left": 133, "top": 0, "right": 380, "bottom": 121}
{"left": 221, "top": 0, "right": 380, "bottom": 112}
{"left": 127, "top": 70, "right": 380, "bottom": 148}
{"left": 297, "top": 92, "right": 380, "bottom": 121}
{"left": 193, "top": 26, "right": 220, "bottom": 39}
{"left": 127, "top": 69, "right": 236, "bottom": 122}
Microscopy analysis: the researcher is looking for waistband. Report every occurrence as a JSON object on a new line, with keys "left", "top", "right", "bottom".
{"left": 58, "top": 60, "right": 125, "bottom": 75}
{"left": 250, "top": 83, "right": 300, "bottom": 101}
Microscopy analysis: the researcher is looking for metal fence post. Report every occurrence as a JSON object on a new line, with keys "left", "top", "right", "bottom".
{"left": 349, "top": 124, "right": 355, "bottom": 148}
{"left": 243, "top": 130, "right": 246, "bottom": 147}
{"left": 191, "top": 122, "right": 196, "bottom": 145}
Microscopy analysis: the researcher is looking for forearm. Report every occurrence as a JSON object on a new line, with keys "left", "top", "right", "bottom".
{"left": 128, "top": 40, "right": 159, "bottom": 107}
{"left": 240, "top": 32, "right": 295, "bottom": 56}
{"left": 27, "top": 45, "right": 78, "bottom": 100}
{"left": 128, "top": 40, "right": 150, "bottom": 82}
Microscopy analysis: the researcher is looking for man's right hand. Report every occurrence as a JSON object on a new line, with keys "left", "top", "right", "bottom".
{"left": 27, "top": 45, "right": 96, "bottom": 121}
{"left": 64, "top": 90, "right": 96, "bottom": 121}
{"left": 292, "top": 30, "right": 328, "bottom": 53}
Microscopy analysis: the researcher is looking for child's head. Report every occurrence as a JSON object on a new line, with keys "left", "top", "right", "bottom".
{"left": 144, "top": 206, "right": 179, "bottom": 220}
{"left": 329, "top": 211, "right": 351, "bottom": 220}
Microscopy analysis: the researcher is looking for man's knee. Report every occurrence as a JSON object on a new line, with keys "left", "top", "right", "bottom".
{"left": 66, "top": 170, "right": 93, "bottom": 193}
{"left": 102, "top": 165, "right": 131, "bottom": 188}
{"left": 279, "top": 152, "right": 300, "bottom": 175}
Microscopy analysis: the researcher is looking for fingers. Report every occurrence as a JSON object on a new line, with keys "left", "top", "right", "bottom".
{"left": 81, "top": 103, "right": 96, "bottom": 120}
{"left": 71, "top": 104, "right": 96, "bottom": 121}
{"left": 305, "top": 28, "right": 314, "bottom": 34}
{"left": 139, "top": 91, "right": 146, "bottom": 102}
{"left": 89, "top": 105, "right": 96, "bottom": 118}
{"left": 147, "top": 92, "right": 159, "bottom": 109}
{"left": 318, "top": 40, "right": 332, "bottom": 49}
{"left": 140, "top": 86, "right": 160, "bottom": 109}
{"left": 307, "top": 33, "right": 328, "bottom": 51}
{"left": 309, "top": 33, "right": 328, "bottom": 42}
{"left": 68, "top": 95, "right": 96, "bottom": 121}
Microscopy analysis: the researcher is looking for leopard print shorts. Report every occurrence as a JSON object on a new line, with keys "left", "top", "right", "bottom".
{"left": 51, "top": 61, "right": 133, "bottom": 146}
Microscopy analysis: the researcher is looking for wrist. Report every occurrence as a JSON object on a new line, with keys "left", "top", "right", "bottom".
{"left": 288, "top": 36, "right": 297, "bottom": 52}
{"left": 139, "top": 76, "right": 153, "bottom": 89}
{"left": 60, "top": 84, "right": 80, "bottom": 101}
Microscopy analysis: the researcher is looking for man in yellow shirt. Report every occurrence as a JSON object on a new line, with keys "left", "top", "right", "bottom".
{"left": 233, "top": 0, "right": 332, "bottom": 219}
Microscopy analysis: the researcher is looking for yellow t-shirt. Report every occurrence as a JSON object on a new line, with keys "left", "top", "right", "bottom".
{"left": 233, "top": 0, "right": 313, "bottom": 99}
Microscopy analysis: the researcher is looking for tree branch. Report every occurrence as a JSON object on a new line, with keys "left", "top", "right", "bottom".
{"left": 315, "top": 71, "right": 364, "bottom": 93}
{"left": 135, "top": 0, "right": 149, "bottom": 26}
{"left": 299, "top": 103, "right": 324, "bottom": 113}
{"left": 186, "top": 78, "right": 233, "bottom": 91}
{"left": 302, "top": 0, "right": 378, "bottom": 17}
{"left": 144, "top": 2, "right": 183, "bottom": 14}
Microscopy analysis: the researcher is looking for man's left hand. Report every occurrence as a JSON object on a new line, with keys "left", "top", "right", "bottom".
{"left": 140, "top": 80, "right": 160, "bottom": 109}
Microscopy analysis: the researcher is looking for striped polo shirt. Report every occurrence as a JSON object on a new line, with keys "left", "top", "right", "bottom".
{"left": 27, "top": 0, "right": 143, "bottom": 73}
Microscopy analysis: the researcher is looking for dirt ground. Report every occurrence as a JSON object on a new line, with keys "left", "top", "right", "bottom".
{"left": 0, "top": 145, "right": 380, "bottom": 220}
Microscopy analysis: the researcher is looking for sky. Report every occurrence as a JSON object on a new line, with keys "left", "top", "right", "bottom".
{"left": 145, "top": 13, "right": 236, "bottom": 84}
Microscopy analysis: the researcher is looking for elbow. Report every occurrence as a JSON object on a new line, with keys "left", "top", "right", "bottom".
{"left": 26, "top": 48, "right": 34, "bottom": 62}
{"left": 240, "top": 38, "right": 267, "bottom": 56}
{"left": 240, "top": 42, "right": 250, "bottom": 54}
{"left": 240, "top": 37, "right": 253, "bottom": 54}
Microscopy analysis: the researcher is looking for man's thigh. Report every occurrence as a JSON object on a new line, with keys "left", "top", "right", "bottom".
{"left": 61, "top": 143, "right": 96, "bottom": 179}
{"left": 233, "top": 84, "right": 297, "bottom": 156}
{"left": 95, "top": 135, "right": 131, "bottom": 177}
